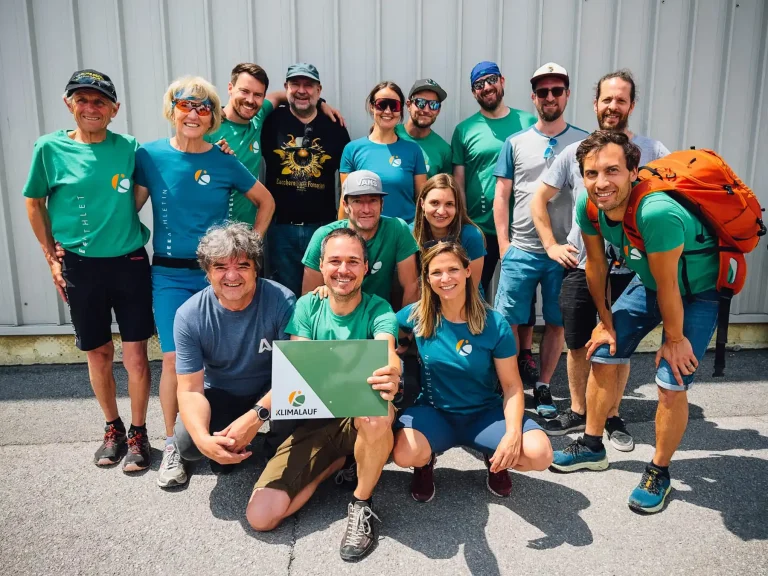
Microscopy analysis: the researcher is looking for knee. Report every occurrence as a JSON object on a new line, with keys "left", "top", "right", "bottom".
{"left": 246, "top": 490, "right": 289, "bottom": 532}
{"left": 355, "top": 415, "right": 394, "bottom": 443}
{"left": 657, "top": 386, "right": 685, "bottom": 409}
{"left": 87, "top": 342, "right": 114, "bottom": 368}
{"left": 121, "top": 344, "right": 149, "bottom": 375}
{"left": 392, "top": 437, "right": 430, "bottom": 468}
{"left": 162, "top": 352, "right": 177, "bottom": 373}
{"left": 526, "top": 433, "right": 554, "bottom": 471}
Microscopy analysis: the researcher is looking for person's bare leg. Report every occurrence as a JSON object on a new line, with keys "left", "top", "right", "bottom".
{"left": 519, "top": 324, "right": 533, "bottom": 351}
{"left": 653, "top": 388, "right": 688, "bottom": 467}
{"left": 566, "top": 347, "right": 590, "bottom": 415}
{"left": 585, "top": 363, "right": 621, "bottom": 437}
{"left": 353, "top": 407, "right": 395, "bottom": 500}
{"left": 121, "top": 340, "right": 151, "bottom": 427}
{"left": 392, "top": 428, "right": 432, "bottom": 468}
{"left": 512, "top": 430, "right": 553, "bottom": 471}
{"left": 607, "top": 362, "right": 631, "bottom": 418}
{"left": 86, "top": 341, "right": 119, "bottom": 422}
{"left": 159, "top": 352, "right": 178, "bottom": 437}
{"left": 539, "top": 324, "right": 564, "bottom": 384}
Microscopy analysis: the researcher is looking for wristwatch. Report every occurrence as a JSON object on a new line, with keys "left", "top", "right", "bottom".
{"left": 251, "top": 403, "right": 270, "bottom": 421}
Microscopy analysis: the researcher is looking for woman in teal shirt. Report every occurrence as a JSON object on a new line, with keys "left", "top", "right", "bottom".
{"left": 393, "top": 242, "right": 552, "bottom": 502}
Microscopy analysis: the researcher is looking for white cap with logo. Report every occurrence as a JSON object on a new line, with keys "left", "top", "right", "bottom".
{"left": 530, "top": 62, "right": 569, "bottom": 88}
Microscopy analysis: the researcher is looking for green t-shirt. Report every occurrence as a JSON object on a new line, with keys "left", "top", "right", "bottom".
{"left": 22, "top": 130, "right": 150, "bottom": 258}
{"left": 205, "top": 99, "right": 273, "bottom": 225}
{"left": 301, "top": 216, "right": 419, "bottom": 301}
{"left": 451, "top": 108, "right": 536, "bottom": 234}
{"left": 575, "top": 190, "right": 719, "bottom": 294}
{"left": 394, "top": 124, "right": 452, "bottom": 178}
{"left": 286, "top": 292, "right": 398, "bottom": 341}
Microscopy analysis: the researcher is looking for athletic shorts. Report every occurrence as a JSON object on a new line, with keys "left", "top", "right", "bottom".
{"left": 62, "top": 247, "right": 154, "bottom": 351}
{"left": 151, "top": 266, "right": 208, "bottom": 353}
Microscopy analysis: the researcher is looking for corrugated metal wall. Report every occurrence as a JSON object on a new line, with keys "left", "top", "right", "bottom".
{"left": 1, "top": 0, "right": 767, "bottom": 334}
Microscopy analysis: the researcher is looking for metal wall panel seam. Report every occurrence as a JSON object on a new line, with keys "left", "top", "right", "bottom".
{"left": 747, "top": 2, "right": 768, "bottom": 188}
{"left": 247, "top": 0, "right": 255, "bottom": 61}
{"left": 69, "top": 0, "right": 83, "bottom": 70}
{"left": 333, "top": 0, "right": 341, "bottom": 104}
{"left": 113, "top": 0, "right": 131, "bottom": 135}
{"left": 644, "top": 0, "right": 662, "bottom": 138}
{"left": 0, "top": 120, "right": 22, "bottom": 326}
{"left": 290, "top": 0, "right": 298, "bottom": 64}
{"left": 611, "top": 0, "right": 622, "bottom": 69}
{"left": 535, "top": 0, "right": 543, "bottom": 69}
{"left": 203, "top": 0, "right": 214, "bottom": 81}
{"left": 569, "top": 0, "right": 583, "bottom": 126}
{"left": 158, "top": 0, "right": 173, "bottom": 137}
{"left": 496, "top": 0, "right": 504, "bottom": 68}
{"left": 679, "top": 0, "right": 698, "bottom": 148}
{"left": 715, "top": 0, "right": 737, "bottom": 153}
{"left": 416, "top": 0, "right": 424, "bottom": 78}
{"left": 375, "top": 0, "right": 382, "bottom": 80}
{"left": 454, "top": 0, "right": 464, "bottom": 132}
{"left": 23, "top": 1, "right": 45, "bottom": 135}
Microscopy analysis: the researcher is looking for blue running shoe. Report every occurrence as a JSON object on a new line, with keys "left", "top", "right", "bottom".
{"left": 534, "top": 385, "right": 557, "bottom": 418}
{"left": 550, "top": 438, "right": 608, "bottom": 472}
{"left": 628, "top": 466, "right": 672, "bottom": 514}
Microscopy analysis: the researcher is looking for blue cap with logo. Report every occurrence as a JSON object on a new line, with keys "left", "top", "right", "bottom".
{"left": 470, "top": 61, "right": 501, "bottom": 85}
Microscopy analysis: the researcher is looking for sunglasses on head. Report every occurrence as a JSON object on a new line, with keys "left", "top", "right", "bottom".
{"left": 422, "top": 235, "right": 458, "bottom": 250}
{"left": 373, "top": 98, "right": 402, "bottom": 113}
{"left": 412, "top": 97, "right": 441, "bottom": 111}
{"left": 472, "top": 74, "right": 500, "bottom": 92}
{"left": 543, "top": 137, "right": 558, "bottom": 160}
{"left": 535, "top": 86, "right": 566, "bottom": 99}
{"left": 173, "top": 98, "right": 213, "bottom": 116}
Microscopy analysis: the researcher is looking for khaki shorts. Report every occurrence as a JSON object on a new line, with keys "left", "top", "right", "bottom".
{"left": 254, "top": 418, "right": 357, "bottom": 499}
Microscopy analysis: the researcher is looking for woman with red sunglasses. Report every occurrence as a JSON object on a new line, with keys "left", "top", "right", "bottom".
{"left": 338, "top": 82, "right": 427, "bottom": 223}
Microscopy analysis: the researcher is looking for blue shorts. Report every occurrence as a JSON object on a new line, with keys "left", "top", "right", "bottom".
{"left": 151, "top": 266, "right": 208, "bottom": 353}
{"left": 495, "top": 246, "right": 564, "bottom": 326}
{"left": 590, "top": 276, "right": 719, "bottom": 391}
{"left": 395, "top": 403, "right": 542, "bottom": 455}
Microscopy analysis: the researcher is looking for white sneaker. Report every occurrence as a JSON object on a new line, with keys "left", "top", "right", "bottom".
{"left": 157, "top": 443, "right": 188, "bottom": 488}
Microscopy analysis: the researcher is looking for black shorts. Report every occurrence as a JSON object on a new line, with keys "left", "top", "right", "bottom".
{"left": 62, "top": 247, "right": 154, "bottom": 351}
{"left": 560, "top": 269, "right": 635, "bottom": 350}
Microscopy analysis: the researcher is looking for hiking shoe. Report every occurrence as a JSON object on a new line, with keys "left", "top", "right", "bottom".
{"left": 339, "top": 501, "right": 380, "bottom": 562}
{"left": 533, "top": 385, "right": 558, "bottom": 418}
{"left": 518, "top": 353, "right": 539, "bottom": 387}
{"left": 411, "top": 454, "right": 436, "bottom": 503}
{"left": 605, "top": 416, "right": 635, "bottom": 452}
{"left": 157, "top": 443, "right": 188, "bottom": 488}
{"left": 334, "top": 455, "right": 357, "bottom": 488}
{"left": 628, "top": 466, "right": 671, "bottom": 514}
{"left": 550, "top": 438, "right": 608, "bottom": 473}
{"left": 94, "top": 423, "right": 127, "bottom": 466}
{"left": 544, "top": 408, "right": 586, "bottom": 436}
{"left": 484, "top": 455, "right": 512, "bottom": 497}
{"left": 122, "top": 428, "right": 151, "bottom": 472}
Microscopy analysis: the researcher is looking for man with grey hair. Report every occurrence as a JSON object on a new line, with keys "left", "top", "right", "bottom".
{"left": 171, "top": 222, "right": 296, "bottom": 484}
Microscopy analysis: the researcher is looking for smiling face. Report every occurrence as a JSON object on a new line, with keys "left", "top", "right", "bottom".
{"left": 473, "top": 74, "right": 505, "bottom": 112}
{"left": 371, "top": 87, "right": 402, "bottom": 131}
{"left": 581, "top": 143, "right": 638, "bottom": 214}
{"left": 65, "top": 89, "right": 119, "bottom": 134}
{"left": 207, "top": 255, "right": 258, "bottom": 308}
{"left": 172, "top": 99, "right": 212, "bottom": 140}
{"left": 422, "top": 187, "right": 457, "bottom": 232}
{"left": 344, "top": 194, "right": 383, "bottom": 233}
{"left": 228, "top": 72, "right": 266, "bottom": 122}
{"left": 594, "top": 77, "right": 635, "bottom": 132}
{"left": 407, "top": 89, "right": 441, "bottom": 129}
{"left": 286, "top": 77, "right": 321, "bottom": 116}
{"left": 532, "top": 77, "right": 569, "bottom": 122}
{"left": 320, "top": 236, "right": 368, "bottom": 302}
{"left": 427, "top": 251, "right": 470, "bottom": 303}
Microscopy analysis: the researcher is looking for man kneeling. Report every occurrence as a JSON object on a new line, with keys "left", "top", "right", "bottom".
{"left": 247, "top": 227, "right": 400, "bottom": 562}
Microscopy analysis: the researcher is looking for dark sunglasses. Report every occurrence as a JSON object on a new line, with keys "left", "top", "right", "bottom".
{"left": 173, "top": 99, "right": 213, "bottom": 116}
{"left": 412, "top": 97, "right": 441, "bottom": 111}
{"left": 535, "top": 87, "right": 566, "bottom": 99}
{"left": 422, "top": 235, "right": 458, "bottom": 250}
{"left": 472, "top": 74, "right": 500, "bottom": 92}
{"left": 373, "top": 98, "right": 402, "bottom": 113}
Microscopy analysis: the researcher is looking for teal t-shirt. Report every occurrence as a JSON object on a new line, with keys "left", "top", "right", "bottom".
{"left": 408, "top": 222, "right": 486, "bottom": 261}
{"left": 302, "top": 217, "right": 419, "bottom": 301}
{"left": 287, "top": 292, "right": 398, "bottom": 341}
{"left": 22, "top": 130, "right": 150, "bottom": 257}
{"left": 397, "top": 304, "right": 517, "bottom": 414}
{"left": 394, "top": 124, "right": 452, "bottom": 178}
{"left": 340, "top": 136, "right": 427, "bottom": 223}
{"left": 575, "top": 190, "right": 719, "bottom": 294}
{"left": 451, "top": 108, "right": 537, "bottom": 234}
{"left": 205, "top": 99, "right": 273, "bottom": 225}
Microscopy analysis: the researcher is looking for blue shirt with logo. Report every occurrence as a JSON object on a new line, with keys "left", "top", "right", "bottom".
{"left": 135, "top": 139, "right": 257, "bottom": 259}
{"left": 397, "top": 304, "right": 517, "bottom": 414}
{"left": 340, "top": 136, "right": 427, "bottom": 223}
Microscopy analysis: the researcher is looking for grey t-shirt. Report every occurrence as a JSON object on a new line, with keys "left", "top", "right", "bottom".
{"left": 494, "top": 124, "right": 589, "bottom": 253}
{"left": 174, "top": 279, "right": 296, "bottom": 397}
{"left": 542, "top": 134, "right": 671, "bottom": 269}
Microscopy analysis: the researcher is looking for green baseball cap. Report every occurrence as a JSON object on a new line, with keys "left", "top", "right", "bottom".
{"left": 286, "top": 63, "right": 320, "bottom": 82}
{"left": 408, "top": 78, "right": 447, "bottom": 102}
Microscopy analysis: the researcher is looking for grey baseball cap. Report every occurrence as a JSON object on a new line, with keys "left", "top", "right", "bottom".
{"left": 342, "top": 170, "right": 388, "bottom": 198}
{"left": 408, "top": 78, "right": 447, "bottom": 102}
{"left": 286, "top": 63, "right": 320, "bottom": 82}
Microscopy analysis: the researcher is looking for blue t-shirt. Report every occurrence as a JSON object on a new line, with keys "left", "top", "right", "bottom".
{"left": 174, "top": 279, "right": 296, "bottom": 397}
{"left": 397, "top": 304, "right": 517, "bottom": 414}
{"left": 408, "top": 222, "right": 486, "bottom": 261}
{"left": 340, "top": 136, "right": 427, "bottom": 223}
{"left": 135, "top": 139, "right": 257, "bottom": 259}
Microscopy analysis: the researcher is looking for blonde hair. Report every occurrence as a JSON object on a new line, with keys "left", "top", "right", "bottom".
{"left": 162, "top": 76, "right": 222, "bottom": 134}
{"left": 409, "top": 242, "right": 488, "bottom": 339}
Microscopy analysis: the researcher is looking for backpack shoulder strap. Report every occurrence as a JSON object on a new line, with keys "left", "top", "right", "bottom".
{"left": 585, "top": 198, "right": 601, "bottom": 235}
{"left": 621, "top": 179, "right": 663, "bottom": 252}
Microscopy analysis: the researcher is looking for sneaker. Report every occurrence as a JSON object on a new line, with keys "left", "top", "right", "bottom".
{"left": 410, "top": 454, "right": 436, "bottom": 502}
{"left": 484, "top": 455, "right": 512, "bottom": 497}
{"left": 339, "top": 501, "right": 380, "bottom": 562}
{"left": 628, "top": 466, "right": 672, "bottom": 514}
{"left": 94, "top": 423, "right": 127, "bottom": 466}
{"left": 550, "top": 438, "right": 608, "bottom": 472}
{"left": 122, "top": 428, "right": 151, "bottom": 472}
{"left": 334, "top": 455, "right": 357, "bottom": 488}
{"left": 157, "top": 443, "right": 188, "bottom": 488}
{"left": 533, "top": 385, "right": 558, "bottom": 418}
{"left": 518, "top": 353, "right": 539, "bottom": 387}
{"left": 544, "top": 408, "right": 586, "bottom": 436}
{"left": 605, "top": 416, "right": 635, "bottom": 452}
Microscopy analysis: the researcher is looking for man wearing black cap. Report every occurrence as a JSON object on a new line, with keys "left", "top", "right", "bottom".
{"left": 395, "top": 79, "right": 451, "bottom": 178}
{"left": 23, "top": 69, "right": 154, "bottom": 472}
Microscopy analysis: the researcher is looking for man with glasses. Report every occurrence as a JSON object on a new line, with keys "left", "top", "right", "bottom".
{"left": 493, "top": 63, "right": 588, "bottom": 418}
{"left": 260, "top": 63, "right": 350, "bottom": 296}
{"left": 395, "top": 79, "right": 451, "bottom": 178}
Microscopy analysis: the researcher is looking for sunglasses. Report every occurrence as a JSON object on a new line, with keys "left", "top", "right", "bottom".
{"left": 544, "top": 137, "right": 558, "bottom": 160}
{"left": 373, "top": 98, "right": 402, "bottom": 113}
{"left": 422, "top": 235, "right": 458, "bottom": 250}
{"left": 535, "top": 87, "right": 566, "bottom": 99}
{"left": 472, "top": 74, "right": 500, "bottom": 92}
{"left": 173, "top": 99, "right": 213, "bottom": 116}
{"left": 412, "top": 97, "right": 441, "bottom": 111}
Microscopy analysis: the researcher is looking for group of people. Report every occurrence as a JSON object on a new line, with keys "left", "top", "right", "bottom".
{"left": 22, "top": 57, "right": 722, "bottom": 561}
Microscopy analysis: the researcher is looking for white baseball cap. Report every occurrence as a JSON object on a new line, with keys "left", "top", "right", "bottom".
{"left": 530, "top": 62, "right": 569, "bottom": 88}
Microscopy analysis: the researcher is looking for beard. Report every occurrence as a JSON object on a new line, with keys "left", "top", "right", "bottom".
{"left": 232, "top": 100, "right": 259, "bottom": 122}
{"left": 537, "top": 104, "right": 563, "bottom": 122}
{"left": 329, "top": 282, "right": 362, "bottom": 302}
{"left": 476, "top": 87, "right": 505, "bottom": 112}
{"left": 598, "top": 110, "right": 629, "bottom": 132}
{"left": 411, "top": 113, "right": 436, "bottom": 129}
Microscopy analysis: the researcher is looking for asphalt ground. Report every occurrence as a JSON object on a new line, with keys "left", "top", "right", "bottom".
{"left": 1, "top": 350, "right": 767, "bottom": 575}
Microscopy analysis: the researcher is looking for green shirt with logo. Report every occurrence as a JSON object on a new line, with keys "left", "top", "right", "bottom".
{"left": 451, "top": 108, "right": 536, "bottom": 234}
{"left": 301, "top": 216, "right": 419, "bottom": 301}
{"left": 205, "top": 99, "right": 273, "bottom": 225}
{"left": 394, "top": 124, "right": 452, "bottom": 178}
{"left": 575, "top": 190, "right": 719, "bottom": 294}
{"left": 22, "top": 129, "right": 150, "bottom": 258}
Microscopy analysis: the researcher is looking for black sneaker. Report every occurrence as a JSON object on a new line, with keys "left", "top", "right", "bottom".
{"left": 339, "top": 500, "right": 380, "bottom": 562}
{"left": 123, "top": 428, "right": 151, "bottom": 472}
{"left": 533, "top": 385, "right": 558, "bottom": 418}
{"left": 518, "top": 353, "right": 540, "bottom": 387}
{"left": 544, "top": 408, "right": 586, "bottom": 436}
{"left": 334, "top": 455, "right": 357, "bottom": 488}
{"left": 94, "top": 423, "right": 127, "bottom": 466}
{"left": 605, "top": 416, "right": 635, "bottom": 452}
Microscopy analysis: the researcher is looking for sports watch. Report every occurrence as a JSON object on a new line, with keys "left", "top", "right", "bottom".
{"left": 251, "top": 404, "right": 270, "bottom": 421}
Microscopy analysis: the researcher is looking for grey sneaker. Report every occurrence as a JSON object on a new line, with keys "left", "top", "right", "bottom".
{"left": 339, "top": 501, "right": 380, "bottom": 562}
{"left": 605, "top": 416, "right": 635, "bottom": 452}
{"left": 157, "top": 443, "right": 188, "bottom": 488}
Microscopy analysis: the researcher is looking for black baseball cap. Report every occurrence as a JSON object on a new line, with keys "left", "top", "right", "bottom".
{"left": 65, "top": 69, "right": 118, "bottom": 103}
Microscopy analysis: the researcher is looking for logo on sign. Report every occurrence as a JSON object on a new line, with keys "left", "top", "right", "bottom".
{"left": 289, "top": 390, "right": 306, "bottom": 407}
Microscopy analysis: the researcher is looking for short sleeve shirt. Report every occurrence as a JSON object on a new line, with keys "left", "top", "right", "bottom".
{"left": 408, "top": 222, "right": 487, "bottom": 261}
{"left": 287, "top": 292, "right": 398, "bottom": 340}
{"left": 394, "top": 124, "right": 452, "bottom": 178}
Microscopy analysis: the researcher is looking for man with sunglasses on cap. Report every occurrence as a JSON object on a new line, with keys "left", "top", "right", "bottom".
{"left": 23, "top": 69, "right": 154, "bottom": 472}
{"left": 395, "top": 79, "right": 451, "bottom": 178}
{"left": 260, "top": 63, "right": 351, "bottom": 296}
{"left": 493, "top": 63, "right": 588, "bottom": 419}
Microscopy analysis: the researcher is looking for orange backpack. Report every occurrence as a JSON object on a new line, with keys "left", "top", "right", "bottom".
{"left": 585, "top": 148, "right": 766, "bottom": 376}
